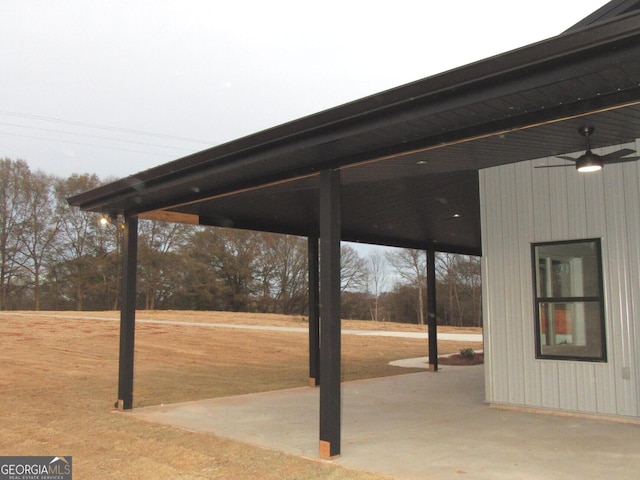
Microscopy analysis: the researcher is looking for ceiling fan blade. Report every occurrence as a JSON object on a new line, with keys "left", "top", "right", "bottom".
{"left": 603, "top": 156, "right": 640, "bottom": 165}
{"left": 534, "top": 164, "right": 574, "bottom": 169}
{"left": 535, "top": 154, "right": 578, "bottom": 167}
{"left": 601, "top": 148, "right": 636, "bottom": 160}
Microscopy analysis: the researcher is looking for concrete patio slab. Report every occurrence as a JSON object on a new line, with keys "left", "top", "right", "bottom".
{"left": 132, "top": 366, "right": 640, "bottom": 479}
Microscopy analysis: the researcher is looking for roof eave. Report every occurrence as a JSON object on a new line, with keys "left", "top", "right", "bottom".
{"left": 68, "top": 11, "right": 640, "bottom": 215}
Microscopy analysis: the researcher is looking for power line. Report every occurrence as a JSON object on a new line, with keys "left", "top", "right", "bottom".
{"left": 0, "top": 122, "right": 196, "bottom": 152}
{"left": 0, "top": 131, "right": 186, "bottom": 157}
{"left": 0, "top": 110, "right": 214, "bottom": 145}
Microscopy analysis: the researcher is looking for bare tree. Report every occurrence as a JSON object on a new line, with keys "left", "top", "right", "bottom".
{"left": 436, "top": 253, "right": 460, "bottom": 326}
{"left": 20, "top": 171, "right": 60, "bottom": 310}
{"left": 256, "top": 233, "right": 308, "bottom": 314}
{"left": 138, "top": 219, "right": 194, "bottom": 310}
{"left": 0, "top": 159, "right": 31, "bottom": 309}
{"left": 340, "top": 244, "right": 368, "bottom": 292}
{"left": 385, "top": 248, "right": 426, "bottom": 324}
{"left": 461, "top": 255, "right": 482, "bottom": 327}
{"left": 52, "top": 174, "right": 113, "bottom": 310}
{"left": 174, "top": 226, "right": 221, "bottom": 310}
{"left": 436, "top": 253, "right": 482, "bottom": 327}
{"left": 186, "top": 227, "right": 263, "bottom": 311}
{"left": 367, "top": 249, "right": 388, "bottom": 321}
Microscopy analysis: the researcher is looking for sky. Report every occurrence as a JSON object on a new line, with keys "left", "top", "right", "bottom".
{"left": 1, "top": 0, "right": 609, "bottom": 181}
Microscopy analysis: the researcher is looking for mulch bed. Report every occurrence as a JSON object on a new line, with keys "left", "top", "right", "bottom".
{"left": 438, "top": 352, "right": 484, "bottom": 366}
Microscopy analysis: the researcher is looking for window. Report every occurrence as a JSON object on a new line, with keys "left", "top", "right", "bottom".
{"left": 532, "top": 239, "right": 606, "bottom": 362}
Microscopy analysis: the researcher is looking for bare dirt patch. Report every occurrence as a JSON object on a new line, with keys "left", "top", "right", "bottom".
{"left": 0, "top": 311, "right": 482, "bottom": 479}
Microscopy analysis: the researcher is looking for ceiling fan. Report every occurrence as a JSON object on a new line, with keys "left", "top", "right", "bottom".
{"left": 536, "top": 127, "right": 639, "bottom": 172}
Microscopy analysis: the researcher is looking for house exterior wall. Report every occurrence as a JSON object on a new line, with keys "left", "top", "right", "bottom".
{"left": 479, "top": 140, "right": 640, "bottom": 418}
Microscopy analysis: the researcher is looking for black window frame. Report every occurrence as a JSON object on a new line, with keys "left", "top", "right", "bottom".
{"left": 531, "top": 238, "right": 607, "bottom": 362}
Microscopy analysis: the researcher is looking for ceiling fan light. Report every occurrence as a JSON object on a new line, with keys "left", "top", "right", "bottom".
{"left": 576, "top": 151, "right": 603, "bottom": 173}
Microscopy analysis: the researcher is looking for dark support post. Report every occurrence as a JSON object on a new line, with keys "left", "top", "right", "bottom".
{"left": 308, "top": 234, "right": 320, "bottom": 386}
{"left": 426, "top": 244, "right": 438, "bottom": 372}
{"left": 117, "top": 215, "right": 138, "bottom": 410}
{"left": 319, "top": 169, "right": 341, "bottom": 459}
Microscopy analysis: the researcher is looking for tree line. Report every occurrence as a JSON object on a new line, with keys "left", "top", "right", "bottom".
{"left": 1, "top": 158, "right": 482, "bottom": 326}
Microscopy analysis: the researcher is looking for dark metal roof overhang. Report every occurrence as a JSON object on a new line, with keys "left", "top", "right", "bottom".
{"left": 69, "top": 10, "right": 640, "bottom": 255}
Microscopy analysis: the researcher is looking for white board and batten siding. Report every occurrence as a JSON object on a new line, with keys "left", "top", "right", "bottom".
{"left": 479, "top": 140, "right": 640, "bottom": 418}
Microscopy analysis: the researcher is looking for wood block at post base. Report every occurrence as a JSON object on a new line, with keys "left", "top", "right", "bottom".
{"left": 428, "top": 364, "right": 438, "bottom": 372}
{"left": 319, "top": 440, "right": 340, "bottom": 459}
{"left": 117, "top": 399, "right": 125, "bottom": 411}
{"left": 309, "top": 377, "right": 318, "bottom": 387}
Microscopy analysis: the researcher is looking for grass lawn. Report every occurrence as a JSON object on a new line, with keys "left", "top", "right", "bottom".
{"left": 0, "top": 311, "right": 482, "bottom": 479}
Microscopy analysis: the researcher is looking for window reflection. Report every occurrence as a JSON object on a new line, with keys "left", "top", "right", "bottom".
{"left": 532, "top": 240, "right": 606, "bottom": 361}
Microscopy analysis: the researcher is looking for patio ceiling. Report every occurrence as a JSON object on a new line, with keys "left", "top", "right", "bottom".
{"left": 69, "top": 5, "right": 640, "bottom": 255}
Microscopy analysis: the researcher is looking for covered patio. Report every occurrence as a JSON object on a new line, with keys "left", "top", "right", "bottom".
{"left": 131, "top": 365, "right": 640, "bottom": 479}
{"left": 69, "top": 1, "right": 640, "bottom": 460}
